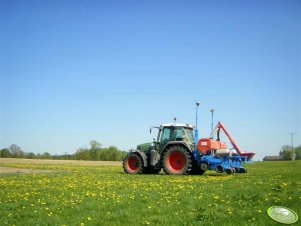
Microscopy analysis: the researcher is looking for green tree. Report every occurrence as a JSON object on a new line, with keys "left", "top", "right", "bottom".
{"left": 294, "top": 145, "right": 301, "bottom": 160}
{"left": 74, "top": 141, "right": 126, "bottom": 161}
{"left": 280, "top": 145, "right": 293, "bottom": 160}
{"left": 0, "top": 148, "right": 10, "bottom": 157}
{"left": 107, "top": 146, "right": 121, "bottom": 161}
{"left": 25, "top": 152, "right": 36, "bottom": 159}
{"left": 75, "top": 148, "right": 91, "bottom": 160}
{"left": 41, "top": 152, "right": 52, "bottom": 159}
{"left": 284, "top": 150, "right": 293, "bottom": 160}
{"left": 90, "top": 140, "right": 102, "bottom": 150}
{"left": 89, "top": 140, "right": 102, "bottom": 160}
{"left": 9, "top": 144, "right": 25, "bottom": 158}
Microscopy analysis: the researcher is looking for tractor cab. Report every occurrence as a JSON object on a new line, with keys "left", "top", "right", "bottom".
{"left": 157, "top": 124, "right": 194, "bottom": 143}
{"left": 155, "top": 124, "right": 194, "bottom": 152}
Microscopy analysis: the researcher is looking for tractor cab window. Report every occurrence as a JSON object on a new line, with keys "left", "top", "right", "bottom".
{"left": 161, "top": 128, "right": 171, "bottom": 143}
{"left": 170, "top": 127, "right": 194, "bottom": 143}
{"left": 160, "top": 127, "right": 194, "bottom": 144}
{"left": 183, "top": 128, "right": 194, "bottom": 143}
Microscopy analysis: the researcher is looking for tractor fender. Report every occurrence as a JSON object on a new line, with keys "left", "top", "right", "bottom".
{"left": 129, "top": 150, "right": 148, "bottom": 167}
{"left": 162, "top": 141, "right": 193, "bottom": 154}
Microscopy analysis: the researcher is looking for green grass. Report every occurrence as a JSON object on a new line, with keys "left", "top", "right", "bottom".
{"left": 0, "top": 161, "right": 300, "bottom": 226}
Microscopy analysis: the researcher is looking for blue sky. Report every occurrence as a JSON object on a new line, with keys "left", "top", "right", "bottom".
{"left": 0, "top": 0, "right": 300, "bottom": 160}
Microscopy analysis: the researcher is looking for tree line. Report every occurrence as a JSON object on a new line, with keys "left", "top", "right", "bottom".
{"left": 279, "top": 144, "right": 301, "bottom": 160}
{"left": 0, "top": 141, "right": 128, "bottom": 161}
{"left": 1, "top": 142, "right": 300, "bottom": 161}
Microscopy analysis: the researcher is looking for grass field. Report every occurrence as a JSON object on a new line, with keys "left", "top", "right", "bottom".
{"left": 0, "top": 159, "right": 300, "bottom": 226}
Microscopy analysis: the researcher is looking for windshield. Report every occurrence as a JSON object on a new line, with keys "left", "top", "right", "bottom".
{"left": 160, "top": 127, "right": 194, "bottom": 144}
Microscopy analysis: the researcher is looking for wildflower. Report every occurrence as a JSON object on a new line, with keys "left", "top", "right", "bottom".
{"left": 213, "top": 195, "right": 219, "bottom": 200}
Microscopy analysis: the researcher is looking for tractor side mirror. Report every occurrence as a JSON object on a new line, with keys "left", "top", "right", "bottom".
{"left": 150, "top": 126, "right": 159, "bottom": 135}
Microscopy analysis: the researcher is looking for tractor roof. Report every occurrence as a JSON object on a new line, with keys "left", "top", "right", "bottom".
{"left": 160, "top": 123, "right": 194, "bottom": 129}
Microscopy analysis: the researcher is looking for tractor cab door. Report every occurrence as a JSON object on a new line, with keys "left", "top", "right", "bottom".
{"left": 158, "top": 127, "right": 171, "bottom": 151}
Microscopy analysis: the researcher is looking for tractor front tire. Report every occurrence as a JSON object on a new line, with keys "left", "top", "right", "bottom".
{"left": 123, "top": 153, "right": 144, "bottom": 174}
{"left": 163, "top": 145, "right": 192, "bottom": 175}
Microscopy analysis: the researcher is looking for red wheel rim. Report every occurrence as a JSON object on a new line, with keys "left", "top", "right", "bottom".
{"left": 166, "top": 151, "right": 186, "bottom": 173}
{"left": 127, "top": 156, "right": 140, "bottom": 173}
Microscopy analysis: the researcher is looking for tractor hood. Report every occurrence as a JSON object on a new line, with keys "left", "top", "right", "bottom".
{"left": 137, "top": 142, "right": 152, "bottom": 153}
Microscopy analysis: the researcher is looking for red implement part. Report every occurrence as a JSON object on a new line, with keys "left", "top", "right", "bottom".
{"left": 197, "top": 138, "right": 227, "bottom": 154}
{"left": 215, "top": 122, "right": 255, "bottom": 161}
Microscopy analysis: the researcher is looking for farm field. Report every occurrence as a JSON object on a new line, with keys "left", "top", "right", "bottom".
{"left": 0, "top": 159, "right": 300, "bottom": 226}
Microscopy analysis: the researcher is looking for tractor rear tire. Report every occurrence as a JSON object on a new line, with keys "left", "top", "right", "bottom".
{"left": 163, "top": 145, "right": 192, "bottom": 175}
{"left": 123, "top": 153, "right": 144, "bottom": 174}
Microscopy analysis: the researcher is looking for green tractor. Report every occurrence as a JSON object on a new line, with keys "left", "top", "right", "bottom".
{"left": 123, "top": 123, "right": 204, "bottom": 175}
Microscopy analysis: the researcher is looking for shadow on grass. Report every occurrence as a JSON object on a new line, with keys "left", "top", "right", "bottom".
{"left": 118, "top": 171, "right": 230, "bottom": 177}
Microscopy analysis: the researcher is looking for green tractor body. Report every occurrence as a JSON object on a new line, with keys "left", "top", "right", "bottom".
{"left": 123, "top": 123, "right": 203, "bottom": 175}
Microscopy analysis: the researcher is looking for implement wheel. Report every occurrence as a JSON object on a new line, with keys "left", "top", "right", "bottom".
{"left": 190, "top": 161, "right": 206, "bottom": 175}
{"left": 163, "top": 145, "right": 192, "bottom": 175}
{"left": 239, "top": 168, "right": 247, "bottom": 173}
{"left": 123, "top": 153, "right": 144, "bottom": 174}
{"left": 225, "top": 168, "right": 233, "bottom": 175}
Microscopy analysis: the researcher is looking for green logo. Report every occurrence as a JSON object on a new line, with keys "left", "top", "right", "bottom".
{"left": 267, "top": 206, "right": 298, "bottom": 224}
